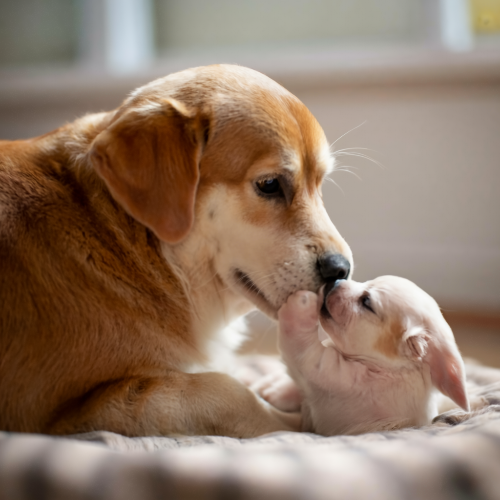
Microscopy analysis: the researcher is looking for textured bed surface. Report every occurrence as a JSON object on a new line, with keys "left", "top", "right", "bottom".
{"left": 2, "top": 363, "right": 500, "bottom": 500}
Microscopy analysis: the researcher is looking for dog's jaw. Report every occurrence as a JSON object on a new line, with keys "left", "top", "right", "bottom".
{"left": 231, "top": 269, "right": 279, "bottom": 319}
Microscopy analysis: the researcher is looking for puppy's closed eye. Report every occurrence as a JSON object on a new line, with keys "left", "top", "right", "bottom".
{"left": 360, "top": 294, "right": 375, "bottom": 314}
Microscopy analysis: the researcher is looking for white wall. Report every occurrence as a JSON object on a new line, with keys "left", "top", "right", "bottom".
{"left": 298, "top": 81, "right": 500, "bottom": 310}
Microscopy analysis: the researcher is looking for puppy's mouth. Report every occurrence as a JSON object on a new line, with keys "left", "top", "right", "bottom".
{"left": 321, "top": 279, "right": 351, "bottom": 326}
{"left": 321, "top": 280, "right": 339, "bottom": 319}
{"left": 232, "top": 269, "right": 278, "bottom": 319}
{"left": 323, "top": 279, "right": 338, "bottom": 300}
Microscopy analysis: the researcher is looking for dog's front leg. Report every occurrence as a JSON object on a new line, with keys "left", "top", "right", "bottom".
{"left": 46, "top": 371, "right": 300, "bottom": 438}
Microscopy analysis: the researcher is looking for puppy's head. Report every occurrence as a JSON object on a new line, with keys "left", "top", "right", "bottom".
{"left": 321, "top": 276, "right": 469, "bottom": 411}
{"left": 90, "top": 65, "right": 352, "bottom": 318}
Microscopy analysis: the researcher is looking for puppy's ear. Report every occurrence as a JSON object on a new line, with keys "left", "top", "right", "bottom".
{"left": 427, "top": 338, "right": 469, "bottom": 411}
{"left": 406, "top": 325, "right": 469, "bottom": 411}
{"left": 90, "top": 98, "right": 206, "bottom": 243}
{"left": 405, "top": 327, "right": 429, "bottom": 359}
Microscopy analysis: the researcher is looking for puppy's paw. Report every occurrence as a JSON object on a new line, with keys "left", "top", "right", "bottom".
{"left": 252, "top": 371, "right": 303, "bottom": 413}
{"left": 278, "top": 291, "right": 319, "bottom": 338}
{"left": 233, "top": 355, "right": 286, "bottom": 387}
{"left": 432, "top": 408, "right": 471, "bottom": 426}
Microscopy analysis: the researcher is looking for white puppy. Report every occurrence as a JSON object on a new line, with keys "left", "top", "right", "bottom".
{"left": 262, "top": 276, "right": 469, "bottom": 436}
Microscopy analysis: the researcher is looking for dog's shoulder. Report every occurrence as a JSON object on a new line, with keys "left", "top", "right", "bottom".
{"left": 0, "top": 112, "right": 111, "bottom": 223}
{"left": 0, "top": 137, "right": 71, "bottom": 226}
{"left": 0, "top": 136, "right": 98, "bottom": 303}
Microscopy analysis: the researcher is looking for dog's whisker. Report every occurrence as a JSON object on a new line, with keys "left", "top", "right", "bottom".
{"left": 324, "top": 176, "right": 345, "bottom": 195}
{"left": 329, "top": 121, "right": 367, "bottom": 149}
{"left": 333, "top": 147, "right": 375, "bottom": 154}
{"left": 332, "top": 166, "right": 363, "bottom": 181}
{"left": 334, "top": 165, "right": 360, "bottom": 172}
{"left": 333, "top": 151, "right": 385, "bottom": 170}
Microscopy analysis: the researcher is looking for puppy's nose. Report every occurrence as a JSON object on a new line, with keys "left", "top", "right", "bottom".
{"left": 317, "top": 253, "right": 351, "bottom": 283}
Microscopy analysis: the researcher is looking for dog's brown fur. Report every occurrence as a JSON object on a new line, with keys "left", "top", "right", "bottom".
{"left": 0, "top": 65, "right": 351, "bottom": 437}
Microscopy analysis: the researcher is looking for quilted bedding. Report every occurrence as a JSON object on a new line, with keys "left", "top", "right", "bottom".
{"left": 1, "top": 363, "right": 500, "bottom": 500}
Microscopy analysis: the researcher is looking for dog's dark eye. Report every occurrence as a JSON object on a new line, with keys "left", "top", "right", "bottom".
{"left": 361, "top": 294, "right": 375, "bottom": 314}
{"left": 255, "top": 178, "right": 283, "bottom": 197}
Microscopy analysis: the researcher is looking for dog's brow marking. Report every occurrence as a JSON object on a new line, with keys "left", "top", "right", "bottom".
{"left": 282, "top": 150, "right": 301, "bottom": 173}
{"left": 317, "top": 145, "right": 334, "bottom": 176}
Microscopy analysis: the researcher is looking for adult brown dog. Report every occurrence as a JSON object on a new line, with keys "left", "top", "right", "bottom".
{"left": 0, "top": 65, "right": 352, "bottom": 437}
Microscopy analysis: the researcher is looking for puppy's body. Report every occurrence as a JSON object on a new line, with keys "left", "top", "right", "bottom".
{"left": 0, "top": 65, "right": 351, "bottom": 436}
{"left": 275, "top": 277, "right": 468, "bottom": 436}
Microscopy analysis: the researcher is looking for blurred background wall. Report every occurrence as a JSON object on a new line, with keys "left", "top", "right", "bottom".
{"left": 0, "top": 1, "right": 499, "bottom": 354}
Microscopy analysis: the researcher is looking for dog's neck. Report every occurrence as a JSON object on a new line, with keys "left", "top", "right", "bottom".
{"left": 163, "top": 228, "right": 255, "bottom": 371}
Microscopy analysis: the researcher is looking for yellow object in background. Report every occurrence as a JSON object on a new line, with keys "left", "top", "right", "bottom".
{"left": 470, "top": 0, "right": 500, "bottom": 32}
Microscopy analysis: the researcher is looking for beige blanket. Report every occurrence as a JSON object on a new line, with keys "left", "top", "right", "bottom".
{"left": 1, "top": 363, "right": 500, "bottom": 500}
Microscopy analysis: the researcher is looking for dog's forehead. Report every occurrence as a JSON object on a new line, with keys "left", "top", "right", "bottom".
{"left": 232, "top": 93, "right": 331, "bottom": 189}
{"left": 277, "top": 94, "right": 332, "bottom": 179}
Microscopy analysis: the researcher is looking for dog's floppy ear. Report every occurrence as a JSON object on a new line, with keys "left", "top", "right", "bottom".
{"left": 406, "top": 324, "right": 469, "bottom": 411}
{"left": 90, "top": 98, "right": 206, "bottom": 243}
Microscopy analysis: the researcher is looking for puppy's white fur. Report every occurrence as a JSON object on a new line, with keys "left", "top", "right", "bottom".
{"left": 274, "top": 276, "right": 469, "bottom": 436}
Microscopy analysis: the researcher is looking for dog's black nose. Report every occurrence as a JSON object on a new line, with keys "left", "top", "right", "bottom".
{"left": 317, "top": 253, "right": 351, "bottom": 283}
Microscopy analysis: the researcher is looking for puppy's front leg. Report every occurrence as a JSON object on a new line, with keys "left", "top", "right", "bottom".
{"left": 46, "top": 371, "right": 300, "bottom": 438}
{"left": 252, "top": 370, "right": 303, "bottom": 412}
{"left": 254, "top": 291, "right": 326, "bottom": 411}
{"left": 278, "top": 291, "right": 324, "bottom": 373}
